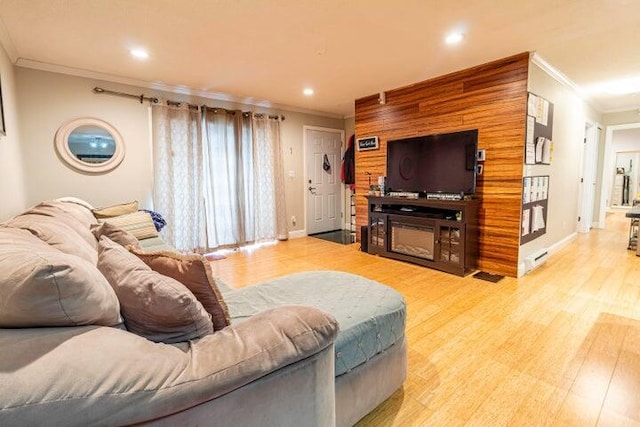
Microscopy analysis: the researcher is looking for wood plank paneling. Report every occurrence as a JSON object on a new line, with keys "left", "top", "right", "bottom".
{"left": 355, "top": 52, "right": 530, "bottom": 277}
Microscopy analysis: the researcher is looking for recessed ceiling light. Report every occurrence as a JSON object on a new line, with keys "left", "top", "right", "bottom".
{"left": 130, "top": 48, "right": 149, "bottom": 60}
{"left": 303, "top": 88, "right": 314, "bottom": 96}
{"left": 445, "top": 32, "right": 464, "bottom": 45}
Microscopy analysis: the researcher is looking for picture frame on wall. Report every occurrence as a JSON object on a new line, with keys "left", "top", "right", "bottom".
{"left": 0, "top": 75, "right": 5, "bottom": 136}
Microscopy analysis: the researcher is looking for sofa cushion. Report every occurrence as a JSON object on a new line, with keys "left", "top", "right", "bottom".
{"left": 97, "top": 236, "right": 213, "bottom": 343}
{"left": 6, "top": 214, "right": 98, "bottom": 264}
{"left": 92, "top": 200, "right": 138, "bottom": 219}
{"left": 0, "top": 227, "right": 122, "bottom": 327}
{"left": 91, "top": 221, "right": 141, "bottom": 249}
{"left": 101, "top": 211, "right": 159, "bottom": 240}
{"left": 129, "top": 247, "right": 231, "bottom": 331}
{"left": 20, "top": 200, "right": 98, "bottom": 250}
{"left": 223, "top": 271, "right": 406, "bottom": 376}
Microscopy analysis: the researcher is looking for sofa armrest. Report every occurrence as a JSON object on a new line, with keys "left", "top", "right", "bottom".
{"left": 187, "top": 304, "right": 339, "bottom": 395}
{"left": 0, "top": 306, "right": 339, "bottom": 427}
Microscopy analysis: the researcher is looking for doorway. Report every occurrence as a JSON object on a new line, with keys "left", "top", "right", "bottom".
{"left": 303, "top": 126, "right": 345, "bottom": 235}
{"left": 577, "top": 121, "right": 599, "bottom": 233}
{"left": 599, "top": 123, "right": 640, "bottom": 227}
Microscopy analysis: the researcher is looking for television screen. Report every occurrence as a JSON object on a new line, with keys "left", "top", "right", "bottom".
{"left": 386, "top": 129, "right": 478, "bottom": 195}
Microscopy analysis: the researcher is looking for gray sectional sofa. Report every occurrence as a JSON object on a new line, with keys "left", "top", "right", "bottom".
{"left": 0, "top": 199, "right": 406, "bottom": 426}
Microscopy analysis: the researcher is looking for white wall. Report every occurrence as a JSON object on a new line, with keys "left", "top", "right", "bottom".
{"left": 0, "top": 43, "right": 27, "bottom": 220}
{"left": 15, "top": 67, "right": 345, "bottom": 233}
{"left": 520, "top": 63, "right": 601, "bottom": 274}
{"left": 16, "top": 68, "right": 152, "bottom": 209}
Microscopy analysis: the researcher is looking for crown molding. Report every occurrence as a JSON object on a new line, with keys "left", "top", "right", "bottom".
{"left": 15, "top": 58, "right": 345, "bottom": 120}
{"left": 530, "top": 52, "right": 581, "bottom": 93}
{"left": 530, "top": 52, "right": 606, "bottom": 113}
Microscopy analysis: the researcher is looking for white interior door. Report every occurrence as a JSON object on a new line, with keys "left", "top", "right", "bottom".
{"left": 305, "top": 128, "right": 343, "bottom": 235}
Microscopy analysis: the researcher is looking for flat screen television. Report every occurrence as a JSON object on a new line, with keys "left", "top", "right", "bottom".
{"left": 386, "top": 129, "right": 478, "bottom": 196}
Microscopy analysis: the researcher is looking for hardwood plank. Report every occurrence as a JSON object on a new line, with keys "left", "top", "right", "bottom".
{"left": 208, "top": 211, "right": 640, "bottom": 426}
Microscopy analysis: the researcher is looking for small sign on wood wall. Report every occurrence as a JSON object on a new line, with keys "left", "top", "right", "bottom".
{"left": 357, "top": 136, "right": 379, "bottom": 151}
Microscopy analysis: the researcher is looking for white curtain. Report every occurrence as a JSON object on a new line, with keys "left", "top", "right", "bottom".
{"left": 201, "top": 108, "right": 252, "bottom": 248}
{"left": 151, "top": 102, "right": 205, "bottom": 251}
{"left": 252, "top": 115, "right": 288, "bottom": 240}
{"left": 201, "top": 108, "right": 287, "bottom": 249}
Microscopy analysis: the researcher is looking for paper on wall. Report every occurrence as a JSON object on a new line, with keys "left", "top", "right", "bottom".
{"left": 531, "top": 204, "right": 545, "bottom": 232}
{"left": 523, "top": 177, "right": 531, "bottom": 204}
{"left": 540, "top": 99, "right": 549, "bottom": 126}
{"left": 522, "top": 209, "right": 530, "bottom": 236}
{"left": 541, "top": 138, "right": 552, "bottom": 164}
{"left": 535, "top": 137, "right": 546, "bottom": 163}
{"left": 528, "top": 94, "right": 538, "bottom": 117}
{"left": 541, "top": 177, "right": 549, "bottom": 199}
{"left": 526, "top": 116, "right": 536, "bottom": 164}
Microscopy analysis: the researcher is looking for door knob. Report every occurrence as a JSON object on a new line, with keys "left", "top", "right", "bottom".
{"left": 308, "top": 186, "right": 317, "bottom": 194}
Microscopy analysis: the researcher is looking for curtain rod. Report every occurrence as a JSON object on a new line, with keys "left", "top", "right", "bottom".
{"left": 93, "top": 87, "right": 285, "bottom": 120}
{"left": 93, "top": 87, "right": 159, "bottom": 104}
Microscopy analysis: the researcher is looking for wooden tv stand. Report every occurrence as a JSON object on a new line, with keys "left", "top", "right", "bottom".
{"left": 366, "top": 196, "right": 480, "bottom": 276}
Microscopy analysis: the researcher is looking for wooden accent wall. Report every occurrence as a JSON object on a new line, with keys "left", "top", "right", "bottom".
{"left": 355, "top": 52, "right": 530, "bottom": 277}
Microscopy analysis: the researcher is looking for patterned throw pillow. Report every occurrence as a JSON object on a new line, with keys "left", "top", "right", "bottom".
{"left": 139, "top": 209, "right": 167, "bottom": 232}
{"left": 100, "top": 211, "right": 159, "bottom": 240}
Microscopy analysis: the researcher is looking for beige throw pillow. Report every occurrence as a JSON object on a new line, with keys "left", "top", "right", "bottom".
{"left": 101, "top": 211, "right": 158, "bottom": 240}
{"left": 0, "top": 227, "right": 122, "bottom": 327}
{"left": 6, "top": 214, "right": 98, "bottom": 264}
{"left": 21, "top": 201, "right": 98, "bottom": 250}
{"left": 97, "top": 236, "right": 213, "bottom": 343}
{"left": 91, "top": 222, "right": 141, "bottom": 249}
{"left": 92, "top": 201, "right": 139, "bottom": 219}
{"left": 130, "top": 248, "right": 231, "bottom": 331}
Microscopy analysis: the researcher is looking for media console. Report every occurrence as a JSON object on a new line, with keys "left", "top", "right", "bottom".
{"left": 366, "top": 196, "right": 480, "bottom": 276}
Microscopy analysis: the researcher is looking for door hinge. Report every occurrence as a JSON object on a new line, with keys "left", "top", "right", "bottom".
{"left": 580, "top": 178, "right": 584, "bottom": 183}
{"left": 578, "top": 216, "right": 581, "bottom": 222}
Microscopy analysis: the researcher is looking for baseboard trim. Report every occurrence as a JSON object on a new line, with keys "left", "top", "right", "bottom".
{"left": 288, "top": 230, "right": 307, "bottom": 239}
{"left": 517, "top": 232, "right": 578, "bottom": 277}
{"left": 548, "top": 232, "right": 578, "bottom": 254}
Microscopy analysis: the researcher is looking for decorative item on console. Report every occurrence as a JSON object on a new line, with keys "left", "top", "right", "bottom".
{"left": 378, "top": 176, "right": 387, "bottom": 196}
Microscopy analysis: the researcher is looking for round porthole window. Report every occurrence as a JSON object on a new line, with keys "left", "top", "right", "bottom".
{"left": 54, "top": 118, "right": 125, "bottom": 174}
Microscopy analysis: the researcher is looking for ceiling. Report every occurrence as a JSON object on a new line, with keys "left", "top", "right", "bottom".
{"left": 0, "top": 0, "right": 638, "bottom": 118}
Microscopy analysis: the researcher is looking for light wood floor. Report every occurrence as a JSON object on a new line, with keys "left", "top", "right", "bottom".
{"left": 209, "top": 212, "right": 640, "bottom": 426}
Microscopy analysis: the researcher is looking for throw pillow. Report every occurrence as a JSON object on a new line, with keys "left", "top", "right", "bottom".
{"left": 100, "top": 211, "right": 159, "bottom": 240}
{"left": 97, "top": 236, "right": 213, "bottom": 343}
{"left": 0, "top": 227, "right": 122, "bottom": 328}
{"left": 91, "top": 222, "right": 141, "bottom": 249}
{"left": 92, "top": 201, "right": 139, "bottom": 219}
{"left": 21, "top": 200, "right": 98, "bottom": 250}
{"left": 6, "top": 213, "right": 98, "bottom": 264}
{"left": 129, "top": 247, "right": 231, "bottom": 331}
